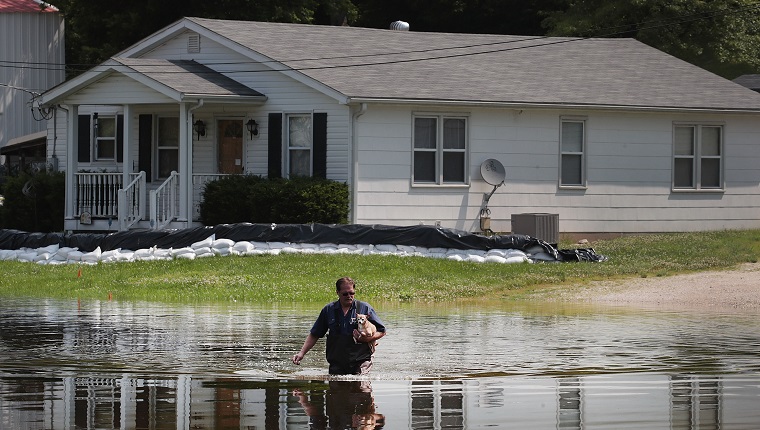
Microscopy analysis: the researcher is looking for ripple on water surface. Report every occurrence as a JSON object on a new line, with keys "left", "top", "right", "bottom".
{"left": 2, "top": 299, "right": 760, "bottom": 429}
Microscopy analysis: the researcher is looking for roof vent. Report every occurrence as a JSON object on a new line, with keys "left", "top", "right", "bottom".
{"left": 188, "top": 34, "right": 201, "bottom": 53}
{"left": 390, "top": 21, "right": 410, "bottom": 31}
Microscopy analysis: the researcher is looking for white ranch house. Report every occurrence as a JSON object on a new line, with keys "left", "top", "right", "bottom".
{"left": 40, "top": 17, "right": 760, "bottom": 234}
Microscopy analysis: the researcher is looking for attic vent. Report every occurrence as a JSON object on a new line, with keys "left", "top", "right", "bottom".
{"left": 390, "top": 20, "right": 409, "bottom": 31}
{"left": 188, "top": 34, "right": 201, "bottom": 53}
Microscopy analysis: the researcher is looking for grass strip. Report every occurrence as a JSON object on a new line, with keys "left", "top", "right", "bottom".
{"left": 1, "top": 230, "right": 758, "bottom": 304}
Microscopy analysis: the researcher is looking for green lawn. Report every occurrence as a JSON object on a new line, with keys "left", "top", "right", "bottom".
{"left": 1, "top": 230, "right": 758, "bottom": 304}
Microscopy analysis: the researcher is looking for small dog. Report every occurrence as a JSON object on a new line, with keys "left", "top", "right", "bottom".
{"left": 355, "top": 313, "right": 377, "bottom": 353}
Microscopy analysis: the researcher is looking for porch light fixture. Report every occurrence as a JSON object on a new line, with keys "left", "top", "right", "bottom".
{"left": 246, "top": 119, "right": 259, "bottom": 138}
{"left": 193, "top": 119, "right": 206, "bottom": 139}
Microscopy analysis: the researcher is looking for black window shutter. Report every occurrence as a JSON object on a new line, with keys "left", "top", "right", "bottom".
{"left": 138, "top": 114, "right": 153, "bottom": 181}
{"left": 77, "top": 115, "right": 90, "bottom": 163}
{"left": 313, "top": 113, "right": 327, "bottom": 179}
{"left": 116, "top": 114, "right": 124, "bottom": 163}
{"left": 268, "top": 113, "right": 282, "bottom": 178}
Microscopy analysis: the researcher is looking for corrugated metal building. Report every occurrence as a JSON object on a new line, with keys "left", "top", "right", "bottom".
{"left": 0, "top": 0, "right": 65, "bottom": 168}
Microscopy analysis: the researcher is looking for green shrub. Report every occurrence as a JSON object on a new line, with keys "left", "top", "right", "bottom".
{"left": 0, "top": 171, "right": 65, "bottom": 232}
{"left": 199, "top": 175, "right": 349, "bottom": 225}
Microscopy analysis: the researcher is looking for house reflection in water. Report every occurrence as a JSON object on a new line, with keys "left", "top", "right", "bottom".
{"left": 2, "top": 372, "right": 756, "bottom": 429}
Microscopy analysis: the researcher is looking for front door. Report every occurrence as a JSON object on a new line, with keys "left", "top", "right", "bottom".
{"left": 218, "top": 120, "right": 244, "bottom": 174}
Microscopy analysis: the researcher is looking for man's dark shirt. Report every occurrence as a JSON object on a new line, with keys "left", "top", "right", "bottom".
{"left": 310, "top": 300, "right": 385, "bottom": 374}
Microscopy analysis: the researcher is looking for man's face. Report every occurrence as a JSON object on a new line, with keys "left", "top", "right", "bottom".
{"left": 337, "top": 283, "right": 355, "bottom": 307}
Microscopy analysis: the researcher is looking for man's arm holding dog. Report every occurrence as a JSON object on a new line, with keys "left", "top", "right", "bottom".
{"left": 353, "top": 329, "right": 384, "bottom": 343}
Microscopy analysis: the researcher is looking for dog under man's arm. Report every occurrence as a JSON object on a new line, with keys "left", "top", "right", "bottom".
{"left": 292, "top": 276, "right": 386, "bottom": 375}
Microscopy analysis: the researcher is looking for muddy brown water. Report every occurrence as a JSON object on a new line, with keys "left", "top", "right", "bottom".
{"left": 1, "top": 297, "right": 759, "bottom": 429}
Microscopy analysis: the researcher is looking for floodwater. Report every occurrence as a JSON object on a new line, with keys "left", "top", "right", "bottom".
{"left": 1, "top": 298, "right": 760, "bottom": 429}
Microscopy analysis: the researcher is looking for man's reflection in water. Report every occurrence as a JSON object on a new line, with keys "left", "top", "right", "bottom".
{"left": 293, "top": 380, "right": 385, "bottom": 429}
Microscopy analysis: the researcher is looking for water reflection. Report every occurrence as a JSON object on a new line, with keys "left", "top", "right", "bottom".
{"left": 292, "top": 380, "right": 384, "bottom": 429}
{"left": 1, "top": 298, "right": 760, "bottom": 429}
{"left": 3, "top": 373, "right": 760, "bottom": 429}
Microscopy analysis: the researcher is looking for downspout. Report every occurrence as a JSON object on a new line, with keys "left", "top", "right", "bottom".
{"left": 185, "top": 99, "right": 204, "bottom": 227}
{"left": 189, "top": 99, "right": 204, "bottom": 115}
{"left": 350, "top": 103, "right": 367, "bottom": 224}
{"left": 51, "top": 105, "right": 66, "bottom": 172}
{"left": 63, "top": 104, "right": 78, "bottom": 226}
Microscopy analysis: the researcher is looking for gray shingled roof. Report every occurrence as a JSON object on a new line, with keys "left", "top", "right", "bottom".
{"left": 733, "top": 74, "right": 760, "bottom": 92}
{"left": 188, "top": 17, "right": 760, "bottom": 112}
{"left": 114, "top": 57, "right": 265, "bottom": 99}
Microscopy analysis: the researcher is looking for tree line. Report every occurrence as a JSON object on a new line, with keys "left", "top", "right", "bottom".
{"left": 53, "top": 0, "right": 760, "bottom": 79}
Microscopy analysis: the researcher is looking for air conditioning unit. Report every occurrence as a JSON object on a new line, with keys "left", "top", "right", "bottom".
{"left": 511, "top": 213, "right": 559, "bottom": 244}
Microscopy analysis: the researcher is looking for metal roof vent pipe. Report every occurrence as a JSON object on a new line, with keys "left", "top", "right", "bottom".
{"left": 390, "top": 20, "right": 410, "bottom": 31}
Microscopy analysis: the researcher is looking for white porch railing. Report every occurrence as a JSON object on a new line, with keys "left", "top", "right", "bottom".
{"left": 118, "top": 171, "right": 146, "bottom": 230}
{"left": 75, "top": 172, "right": 124, "bottom": 219}
{"left": 73, "top": 171, "right": 235, "bottom": 230}
{"left": 192, "top": 173, "right": 230, "bottom": 222}
{"left": 149, "top": 171, "right": 180, "bottom": 230}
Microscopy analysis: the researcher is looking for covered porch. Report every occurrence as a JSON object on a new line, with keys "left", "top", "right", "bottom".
{"left": 41, "top": 58, "right": 266, "bottom": 232}
{"left": 69, "top": 170, "right": 228, "bottom": 232}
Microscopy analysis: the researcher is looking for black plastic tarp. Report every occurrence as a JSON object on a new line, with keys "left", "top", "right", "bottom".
{"left": 0, "top": 223, "right": 606, "bottom": 262}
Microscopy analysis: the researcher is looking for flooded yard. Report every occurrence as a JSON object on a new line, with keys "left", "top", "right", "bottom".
{"left": 1, "top": 297, "right": 759, "bottom": 429}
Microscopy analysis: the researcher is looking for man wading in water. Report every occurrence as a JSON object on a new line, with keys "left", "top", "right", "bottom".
{"left": 292, "top": 277, "right": 386, "bottom": 375}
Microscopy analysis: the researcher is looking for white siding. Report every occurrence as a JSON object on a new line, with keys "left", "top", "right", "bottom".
{"left": 66, "top": 75, "right": 177, "bottom": 105}
{"left": 355, "top": 105, "right": 760, "bottom": 233}
{"left": 49, "top": 105, "right": 123, "bottom": 172}
{"left": 49, "top": 31, "right": 351, "bottom": 182}
{"left": 143, "top": 32, "right": 352, "bottom": 181}
{"left": 0, "top": 10, "right": 64, "bottom": 149}
{"left": 48, "top": 108, "right": 68, "bottom": 164}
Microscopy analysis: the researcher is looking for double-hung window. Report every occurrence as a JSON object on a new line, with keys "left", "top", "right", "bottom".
{"left": 413, "top": 114, "right": 467, "bottom": 184}
{"left": 287, "top": 114, "right": 312, "bottom": 177}
{"left": 94, "top": 115, "right": 117, "bottom": 161}
{"left": 559, "top": 118, "right": 586, "bottom": 187}
{"left": 267, "top": 112, "right": 326, "bottom": 179}
{"left": 78, "top": 113, "right": 122, "bottom": 163}
{"left": 157, "top": 117, "right": 179, "bottom": 178}
{"left": 673, "top": 124, "right": 723, "bottom": 190}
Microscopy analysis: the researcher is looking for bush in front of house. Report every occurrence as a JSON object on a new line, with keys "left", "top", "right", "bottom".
{"left": 0, "top": 171, "right": 65, "bottom": 232}
{"left": 199, "top": 175, "right": 349, "bottom": 226}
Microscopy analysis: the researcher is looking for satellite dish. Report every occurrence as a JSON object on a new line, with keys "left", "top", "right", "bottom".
{"left": 480, "top": 159, "right": 505, "bottom": 186}
{"left": 479, "top": 159, "right": 506, "bottom": 234}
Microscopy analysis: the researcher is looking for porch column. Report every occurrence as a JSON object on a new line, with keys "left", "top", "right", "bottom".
{"left": 65, "top": 104, "right": 78, "bottom": 222}
{"left": 185, "top": 113, "right": 195, "bottom": 227}
{"left": 122, "top": 104, "right": 132, "bottom": 182}
{"left": 178, "top": 103, "right": 192, "bottom": 224}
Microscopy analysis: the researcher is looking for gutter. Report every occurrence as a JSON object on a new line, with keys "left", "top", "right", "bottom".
{"left": 345, "top": 97, "right": 760, "bottom": 115}
{"left": 350, "top": 103, "right": 368, "bottom": 224}
{"left": 181, "top": 94, "right": 268, "bottom": 104}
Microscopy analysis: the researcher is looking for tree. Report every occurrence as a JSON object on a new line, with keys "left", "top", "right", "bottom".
{"left": 53, "top": 0, "right": 358, "bottom": 77}
{"left": 0, "top": 171, "right": 65, "bottom": 233}
{"left": 542, "top": 0, "right": 760, "bottom": 78}
{"left": 352, "top": 0, "right": 565, "bottom": 35}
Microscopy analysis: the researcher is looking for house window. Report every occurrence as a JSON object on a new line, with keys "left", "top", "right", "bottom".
{"left": 673, "top": 124, "right": 723, "bottom": 190}
{"left": 78, "top": 113, "right": 122, "bottom": 163}
{"left": 287, "top": 114, "right": 312, "bottom": 177}
{"left": 267, "top": 112, "right": 326, "bottom": 179}
{"left": 157, "top": 117, "right": 179, "bottom": 178}
{"left": 95, "top": 116, "right": 116, "bottom": 161}
{"left": 560, "top": 118, "right": 586, "bottom": 187}
{"left": 413, "top": 115, "right": 467, "bottom": 184}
